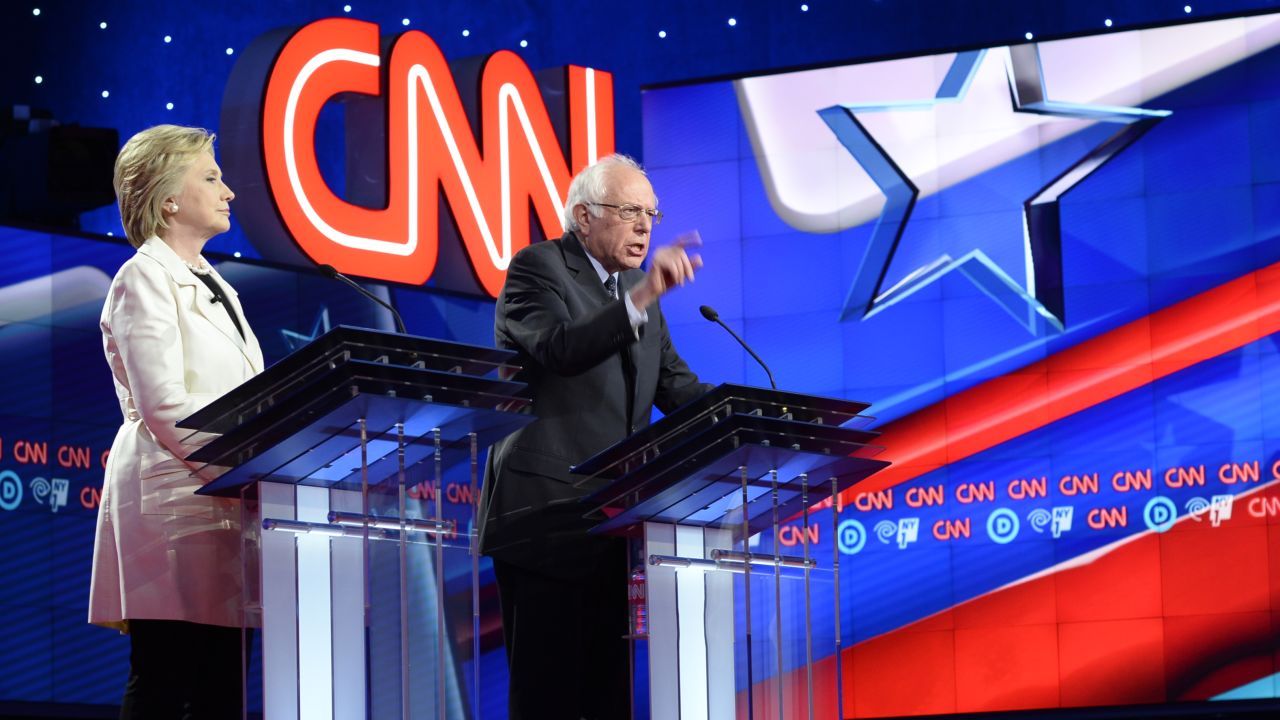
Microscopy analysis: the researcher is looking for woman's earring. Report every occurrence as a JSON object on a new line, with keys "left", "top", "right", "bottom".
{"left": 168, "top": 202, "right": 179, "bottom": 212}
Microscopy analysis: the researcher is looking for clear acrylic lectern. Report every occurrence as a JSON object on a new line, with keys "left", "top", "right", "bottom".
{"left": 179, "top": 325, "right": 533, "bottom": 720}
{"left": 573, "top": 384, "right": 890, "bottom": 719}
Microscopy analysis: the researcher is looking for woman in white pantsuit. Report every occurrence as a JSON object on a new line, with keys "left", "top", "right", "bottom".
{"left": 88, "top": 124, "right": 263, "bottom": 719}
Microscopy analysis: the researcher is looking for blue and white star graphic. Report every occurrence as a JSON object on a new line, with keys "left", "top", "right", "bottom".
{"left": 818, "top": 44, "right": 1170, "bottom": 332}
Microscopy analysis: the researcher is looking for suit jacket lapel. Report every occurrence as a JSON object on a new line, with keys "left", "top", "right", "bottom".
{"left": 560, "top": 232, "right": 613, "bottom": 305}
{"left": 138, "top": 238, "right": 262, "bottom": 373}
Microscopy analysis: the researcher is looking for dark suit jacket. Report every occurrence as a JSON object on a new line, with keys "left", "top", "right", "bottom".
{"left": 478, "top": 231, "right": 710, "bottom": 576}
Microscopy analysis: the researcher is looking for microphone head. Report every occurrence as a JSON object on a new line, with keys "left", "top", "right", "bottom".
{"left": 699, "top": 305, "right": 719, "bottom": 322}
{"left": 316, "top": 263, "right": 339, "bottom": 279}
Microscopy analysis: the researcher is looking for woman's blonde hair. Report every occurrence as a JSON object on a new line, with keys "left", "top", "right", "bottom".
{"left": 113, "top": 125, "right": 215, "bottom": 248}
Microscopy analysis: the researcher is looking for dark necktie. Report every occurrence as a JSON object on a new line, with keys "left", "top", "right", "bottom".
{"left": 604, "top": 272, "right": 634, "bottom": 433}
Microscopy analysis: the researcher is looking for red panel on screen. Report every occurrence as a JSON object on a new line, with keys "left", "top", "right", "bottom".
{"left": 953, "top": 572, "right": 1057, "bottom": 628}
{"left": 954, "top": 624, "right": 1060, "bottom": 712}
{"left": 851, "top": 629, "right": 958, "bottom": 717}
{"left": 1271, "top": 523, "right": 1280, "bottom": 604}
{"left": 1054, "top": 536, "right": 1163, "bottom": 623}
{"left": 1058, "top": 618, "right": 1167, "bottom": 706}
{"left": 1160, "top": 525, "right": 1271, "bottom": 616}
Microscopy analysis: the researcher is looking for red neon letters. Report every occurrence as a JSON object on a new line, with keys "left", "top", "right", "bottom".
{"left": 260, "top": 18, "right": 615, "bottom": 295}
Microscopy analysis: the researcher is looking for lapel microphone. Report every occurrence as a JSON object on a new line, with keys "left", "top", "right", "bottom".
{"left": 699, "top": 304, "right": 777, "bottom": 390}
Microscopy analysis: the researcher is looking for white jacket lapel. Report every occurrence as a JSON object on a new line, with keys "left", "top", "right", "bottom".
{"left": 138, "top": 238, "right": 262, "bottom": 372}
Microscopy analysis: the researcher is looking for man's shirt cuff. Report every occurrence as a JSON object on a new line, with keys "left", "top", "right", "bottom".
{"left": 623, "top": 291, "right": 648, "bottom": 337}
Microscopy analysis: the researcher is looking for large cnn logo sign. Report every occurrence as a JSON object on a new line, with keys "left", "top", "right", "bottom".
{"left": 221, "top": 17, "right": 615, "bottom": 296}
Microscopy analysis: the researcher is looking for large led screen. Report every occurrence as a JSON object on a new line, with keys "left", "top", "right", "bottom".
{"left": 4, "top": 9, "right": 1280, "bottom": 718}
{"left": 644, "top": 11, "right": 1280, "bottom": 717}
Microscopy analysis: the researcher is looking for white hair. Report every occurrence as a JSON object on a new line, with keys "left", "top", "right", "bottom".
{"left": 563, "top": 154, "right": 646, "bottom": 232}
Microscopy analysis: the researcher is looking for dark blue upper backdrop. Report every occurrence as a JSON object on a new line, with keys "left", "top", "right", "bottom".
{"left": 3, "top": 0, "right": 1277, "bottom": 261}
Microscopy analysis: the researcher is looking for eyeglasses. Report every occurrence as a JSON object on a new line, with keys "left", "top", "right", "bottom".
{"left": 589, "top": 202, "right": 663, "bottom": 225}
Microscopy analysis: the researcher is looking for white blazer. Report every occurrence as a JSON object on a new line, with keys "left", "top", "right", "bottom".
{"left": 88, "top": 237, "right": 264, "bottom": 630}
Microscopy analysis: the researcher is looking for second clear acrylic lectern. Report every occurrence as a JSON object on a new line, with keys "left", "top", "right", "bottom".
{"left": 573, "top": 384, "right": 890, "bottom": 720}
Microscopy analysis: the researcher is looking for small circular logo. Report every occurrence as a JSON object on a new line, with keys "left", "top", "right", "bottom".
{"left": 1028, "top": 508, "right": 1051, "bottom": 533}
{"left": 837, "top": 519, "right": 866, "bottom": 555}
{"left": 1144, "top": 496, "right": 1177, "bottom": 532}
{"left": 29, "top": 476, "right": 50, "bottom": 503}
{"left": 1183, "top": 497, "right": 1208, "bottom": 520}
{"left": 874, "top": 520, "right": 897, "bottom": 544}
{"left": 0, "top": 470, "right": 23, "bottom": 511}
{"left": 986, "top": 508, "right": 1020, "bottom": 544}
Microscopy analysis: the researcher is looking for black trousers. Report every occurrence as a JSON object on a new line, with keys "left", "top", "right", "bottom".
{"left": 119, "top": 619, "right": 250, "bottom": 720}
{"left": 493, "top": 542, "right": 631, "bottom": 720}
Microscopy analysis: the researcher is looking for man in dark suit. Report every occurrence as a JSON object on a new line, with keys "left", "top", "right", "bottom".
{"left": 478, "top": 154, "right": 711, "bottom": 719}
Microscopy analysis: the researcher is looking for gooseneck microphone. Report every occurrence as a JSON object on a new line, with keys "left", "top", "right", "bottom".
{"left": 699, "top": 304, "right": 776, "bottom": 390}
{"left": 317, "top": 264, "right": 408, "bottom": 335}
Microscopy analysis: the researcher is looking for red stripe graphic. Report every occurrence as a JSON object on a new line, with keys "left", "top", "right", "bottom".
{"left": 848, "top": 261, "right": 1280, "bottom": 501}
{"left": 754, "top": 263, "right": 1280, "bottom": 715}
